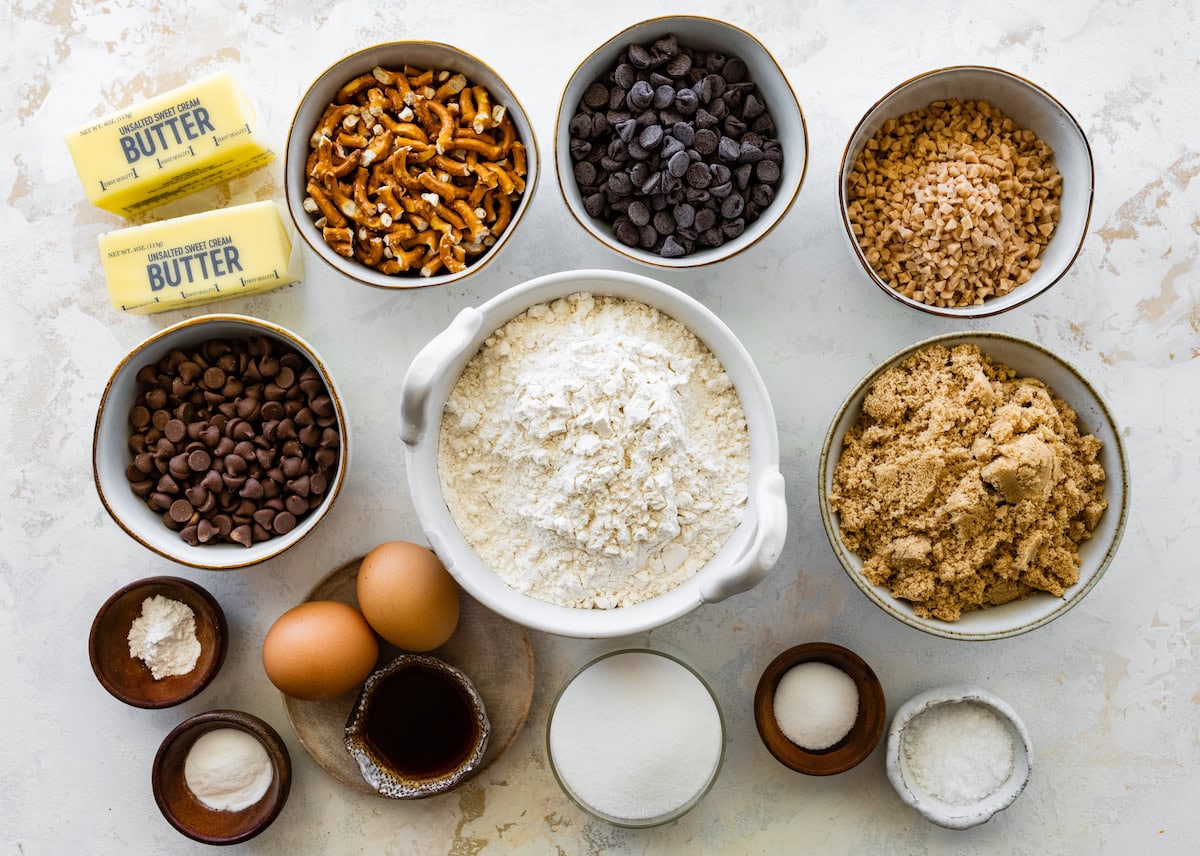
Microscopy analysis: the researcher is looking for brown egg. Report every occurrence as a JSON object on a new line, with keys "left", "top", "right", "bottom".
{"left": 357, "top": 541, "right": 460, "bottom": 652}
{"left": 262, "top": 600, "right": 378, "bottom": 701}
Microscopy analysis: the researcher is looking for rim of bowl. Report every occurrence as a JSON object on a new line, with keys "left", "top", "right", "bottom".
{"left": 284, "top": 40, "right": 540, "bottom": 290}
{"left": 402, "top": 268, "right": 782, "bottom": 637}
{"left": 88, "top": 575, "right": 228, "bottom": 708}
{"left": 886, "top": 685, "right": 1033, "bottom": 828}
{"left": 818, "top": 331, "right": 1130, "bottom": 640}
{"left": 837, "top": 64, "right": 1095, "bottom": 318}
{"left": 153, "top": 709, "right": 292, "bottom": 845}
{"left": 555, "top": 14, "right": 808, "bottom": 268}
{"left": 753, "top": 642, "right": 886, "bottom": 776}
{"left": 546, "top": 648, "right": 726, "bottom": 827}
{"left": 92, "top": 313, "right": 350, "bottom": 570}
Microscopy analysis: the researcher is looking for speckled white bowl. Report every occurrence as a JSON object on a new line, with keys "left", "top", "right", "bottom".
{"left": 886, "top": 685, "right": 1032, "bottom": 829}
{"left": 557, "top": 15, "right": 807, "bottom": 268}
{"left": 399, "top": 269, "right": 787, "bottom": 638}
{"left": 839, "top": 66, "right": 1093, "bottom": 317}
{"left": 819, "top": 331, "right": 1129, "bottom": 640}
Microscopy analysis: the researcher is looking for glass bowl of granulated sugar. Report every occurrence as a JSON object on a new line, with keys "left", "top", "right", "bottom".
{"left": 547, "top": 648, "right": 725, "bottom": 827}
{"left": 399, "top": 268, "right": 787, "bottom": 637}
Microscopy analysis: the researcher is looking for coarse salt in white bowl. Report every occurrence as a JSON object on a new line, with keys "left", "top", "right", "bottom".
{"left": 886, "top": 685, "right": 1033, "bottom": 830}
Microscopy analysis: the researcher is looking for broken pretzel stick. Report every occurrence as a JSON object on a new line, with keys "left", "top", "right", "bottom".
{"left": 302, "top": 62, "right": 527, "bottom": 277}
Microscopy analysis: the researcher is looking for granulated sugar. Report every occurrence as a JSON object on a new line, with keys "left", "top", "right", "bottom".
{"left": 548, "top": 651, "right": 724, "bottom": 822}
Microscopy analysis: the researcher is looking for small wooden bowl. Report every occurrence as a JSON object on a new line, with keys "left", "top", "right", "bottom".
{"left": 153, "top": 710, "right": 292, "bottom": 845}
{"left": 89, "top": 576, "right": 227, "bottom": 708}
{"left": 754, "top": 642, "right": 886, "bottom": 775}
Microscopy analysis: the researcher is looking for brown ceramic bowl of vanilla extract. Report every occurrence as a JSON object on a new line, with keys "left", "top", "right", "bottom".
{"left": 344, "top": 654, "right": 490, "bottom": 798}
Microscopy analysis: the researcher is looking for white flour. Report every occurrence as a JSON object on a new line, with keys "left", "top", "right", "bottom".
{"left": 127, "top": 594, "right": 201, "bottom": 679}
{"left": 438, "top": 292, "right": 749, "bottom": 609}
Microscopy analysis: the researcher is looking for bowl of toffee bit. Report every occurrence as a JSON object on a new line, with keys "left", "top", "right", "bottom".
{"left": 557, "top": 16, "right": 807, "bottom": 267}
{"left": 286, "top": 42, "right": 538, "bottom": 288}
{"left": 819, "top": 332, "right": 1128, "bottom": 640}
{"left": 839, "top": 66, "right": 1093, "bottom": 316}
{"left": 93, "top": 314, "right": 349, "bottom": 569}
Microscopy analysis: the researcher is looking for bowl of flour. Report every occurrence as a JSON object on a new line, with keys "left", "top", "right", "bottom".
{"left": 400, "top": 269, "right": 786, "bottom": 637}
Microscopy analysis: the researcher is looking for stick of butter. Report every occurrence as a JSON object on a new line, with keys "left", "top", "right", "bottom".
{"left": 98, "top": 201, "right": 302, "bottom": 314}
{"left": 66, "top": 72, "right": 274, "bottom": 217}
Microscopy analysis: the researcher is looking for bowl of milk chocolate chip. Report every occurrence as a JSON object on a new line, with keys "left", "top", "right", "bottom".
{"left": 93, "top": 314, "right": 349, "bottom": 569}
{"left": 400, "top": 268, "right": 787, "bottom": 637}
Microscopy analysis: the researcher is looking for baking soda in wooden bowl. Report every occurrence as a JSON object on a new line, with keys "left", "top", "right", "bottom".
{"left": 547, "top": 649, "right": 725, "bottom": 827}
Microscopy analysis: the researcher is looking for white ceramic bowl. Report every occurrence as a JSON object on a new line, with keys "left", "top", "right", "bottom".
{"left": 838, "top": 66, "right": 1094, "bottom": 317}
{"left": 93, "top": 315, "right": 350, "bottom": 570}
{"left": 886, "top": 685, "right": 1033, "bottom": 829}
{"left": 557, "top": 15, "right": 807, "bottom": 268}
{"left": 285, "top": 42, "right": 538, "bottom": 290}
{"left": 399, "top": 269, "right": 787, "bottom": 638}
{"left": 818, "top": 332, "right": 1129, "bottom": 640}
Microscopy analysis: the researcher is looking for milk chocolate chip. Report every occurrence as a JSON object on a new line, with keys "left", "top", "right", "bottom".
{"left": 124, "top": 336, "right": 340, "bottom": 547}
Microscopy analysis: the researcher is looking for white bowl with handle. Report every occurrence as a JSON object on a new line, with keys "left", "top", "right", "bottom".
{"left": 399, "top": 269, "right": 786, "bottom": 637}
{"left": 819, "top": 331, "right": 1128, "bottom": 639}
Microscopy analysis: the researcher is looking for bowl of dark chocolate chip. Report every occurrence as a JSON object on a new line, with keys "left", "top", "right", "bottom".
{"left": 94, "top": 314, "right": 349, "bottom": 569}
{"left": 557, "top": 16, "right": 807, "bottom": 267}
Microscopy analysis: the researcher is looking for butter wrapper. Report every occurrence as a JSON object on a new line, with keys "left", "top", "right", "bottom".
{"left": 66, "top": 72, "right": 274, "bottom": 217}
{"left": 98, "top": 201, "right": 302, "bottom": 314}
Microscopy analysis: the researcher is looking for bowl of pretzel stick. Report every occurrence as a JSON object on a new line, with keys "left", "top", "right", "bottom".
{"left": 286, "top": 42, "right": 539, "bottom": 289}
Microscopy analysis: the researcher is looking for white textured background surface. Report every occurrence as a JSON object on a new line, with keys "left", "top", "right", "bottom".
{"left": 3, "top": 0, "right": 1198, "bottom": 853}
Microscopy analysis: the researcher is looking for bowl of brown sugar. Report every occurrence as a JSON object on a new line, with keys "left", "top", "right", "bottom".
{"left": 838, "top": 66, "right": 1093, "bottom": 317}
{"left": 819, "top": 332, "right": 1128, "bottom": 640}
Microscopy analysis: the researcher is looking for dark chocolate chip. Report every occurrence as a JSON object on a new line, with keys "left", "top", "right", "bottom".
{"left": 627, "top": 79, "right": 654, "bottom": 109}
{"left": 638, "top": 124, "right": 664, "bottom": 149}
{"left": 574, "top": 161, "right": 597, "bottom": 186}
{"left": 583, "top": 82, "right": 609, "bottom": 108}
{"left": 660, "top": 235, "right": 687, "bottom": 257}
{"left": 756, "top": 159, "right": 781, "bottom": 184}
{"left": 693, "top": 128, "right": 718, "bottom": 155}
{"left": 570, "top": 139, "right": 593, "bottom": 161}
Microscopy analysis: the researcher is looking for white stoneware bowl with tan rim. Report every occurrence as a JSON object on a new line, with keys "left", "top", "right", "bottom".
{"left": 93, "top": 314, "right": 350, "bottom": 570}
{"left": 556, "top": 15, "right": 807, "bottom": 268}
{"left": 818, "top": 331, "right": 1129, "bottom": 640}
{"left": 838, "top": 65, "right": 1094, "bottom": 317}
{"left": 886, "top": 685, "right": 1033, "bottom": 829}
{"left": 399, "top": 269, "right": 787, "bottom": 638}
{"left": 284, "top": 41, "right": 538, "bottom": 290}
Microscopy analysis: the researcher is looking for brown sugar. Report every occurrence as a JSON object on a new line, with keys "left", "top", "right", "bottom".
{"left": 829, "top": 344, "right": 1108, "bottom": 621}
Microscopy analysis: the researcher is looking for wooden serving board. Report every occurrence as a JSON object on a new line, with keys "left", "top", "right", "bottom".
{"left": 282, "top": 556, "right": 535, "bottom": 796}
